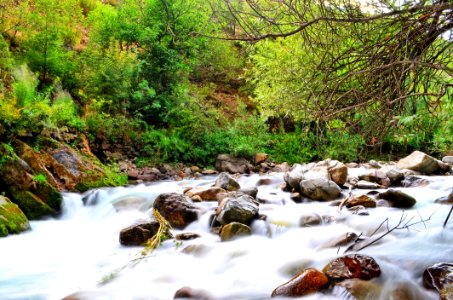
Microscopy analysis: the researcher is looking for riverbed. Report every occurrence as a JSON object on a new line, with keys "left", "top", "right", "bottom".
{"left": 0, "top": 172, "right": 452, "bottom": 299}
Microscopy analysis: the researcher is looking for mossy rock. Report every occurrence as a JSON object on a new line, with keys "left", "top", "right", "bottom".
{"left": 0, "top": 195, "right": 31, "bottom": 237}
{"left": 10, "top": 184, "right": 62, "bottom": 220}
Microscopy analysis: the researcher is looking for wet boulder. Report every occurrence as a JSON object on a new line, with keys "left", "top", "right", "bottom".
{"left": 345, "top": 194, "right": 377, "bottom": 208}
{"left": 174, "top": 286, "right": 213, "bottom": 300}
{"left": 300, "top": 178, "right": 342, "bottom": 201}
{"left": 359, "top": 170, "right": 391, "bottom": 187}
{"left": 423, "top": 263, "right": 453, "bottom": 295}
{"left": 215, "top": 154, "right": 252, "bottom": 174}
{"left": 153, "top": 193, "right": 201, "bottom": 229}
{"left": 386, "top": 168, "right": 405, "bottom": 186}
{"left": 271, "top": 268, "right": 329, "bottom": 298}
{"left": 323, "top": 254, "right": 381, "bottom": 281}
{"left": 213, "top": 172, "right": 241, "bottom": 191}
{"left": 299, "top": 213, "right": 323, "bottom": 227}
{"left": 0, "top": 196, "right": 30, "bottom": 237}
{"left": 401, "top": 176, "right": 429, "bottom": 188}
{"left": 377, "top": 189, "right": 416, "bottom": 209}
{"left": 175, "top": 233, "right": 201, "bottom": 241}
{"left": 355, "top": 180, "right": 384, "bottom": 189}
{"left": 323, "top": 159, "right": 348, "bottom": 186}
{"left": 442, "top": 156, "right": 453, "bottom": 165}
{"left": 184, "top": 187, "right": 226, "bottom": 201}
{"left": 216, "top": 194, "right": 259, "bottom": 225}
{"left": 397, "top": 151, "right": 449, "bottom": 174}
{"left": 238, "top": 187, "right": 258, "bottom": 199}
{"left": 220, "top": 222, "right": 252, "bottom": 241}
{"left": 119, "top": 221, "right": 161, "bottom": 246}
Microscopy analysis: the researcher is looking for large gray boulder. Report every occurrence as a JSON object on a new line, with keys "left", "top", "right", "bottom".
{"left": 284, "top": 160, "right": 348, "bottom": 192}
{"left": 213, "top": 172, "right": 241, "bottom": 191}
{"left": 216, "top": 194, "right": 259, "bottom": 225}
{"left": 397, "top": 151, "right": 449, "bottom": 174}
{"left": 300, "top": 178, "right": 342, "bottom": 201}
{"left": 215, "top": 154, "right": 252, "bottom": 174}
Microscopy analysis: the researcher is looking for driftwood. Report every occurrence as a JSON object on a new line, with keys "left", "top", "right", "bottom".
{"left": 344, "top": 210, "right": 436, "bottom": 253}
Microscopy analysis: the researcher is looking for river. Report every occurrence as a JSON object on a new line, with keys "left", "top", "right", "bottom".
{"left": 0, "top": 171, "right": 452, "bottom": 299}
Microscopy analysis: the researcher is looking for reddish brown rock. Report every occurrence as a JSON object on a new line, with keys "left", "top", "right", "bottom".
{"left": 254, "top": 153, "right": 268, "bottom": 164}
{"left": 271, "top": 268, "right": 329, "bottom": 298}
{"left": 345, "top": 194, "right": 377, "bottom": 208}
{"left": 185, "top": 187, "right": 226, "bottom": 201}
{"left": 153, "top": 193, "right": 201, "bottom": 229}
{"left": 423, "top": 263, "right": 453, "bottom": 293}
{"left": 323, "top": 254, "right": 381, "bottom": 281}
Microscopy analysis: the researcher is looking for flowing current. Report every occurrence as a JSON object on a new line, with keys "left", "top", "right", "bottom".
{"left": 0, "top": 171, "right": 452, "bottom": 300}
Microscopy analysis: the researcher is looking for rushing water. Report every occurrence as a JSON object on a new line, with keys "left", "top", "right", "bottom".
{"left": 0, "top": 172, "right": 452, "bottom": 300}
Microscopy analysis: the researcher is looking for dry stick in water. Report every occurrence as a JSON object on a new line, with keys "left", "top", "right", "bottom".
{"left": 443, "top": 206, "right": 453, "bottom": 228}
{"left": 337, "top": 185, "right": 353, "bottom": 213}
{"left": 344, "top": 210, "right": 434, "bottom": 253}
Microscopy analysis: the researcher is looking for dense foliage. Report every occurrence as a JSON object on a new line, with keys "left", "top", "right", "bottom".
{"left": 0, "top": 0, "right": 451, "bottom": 167}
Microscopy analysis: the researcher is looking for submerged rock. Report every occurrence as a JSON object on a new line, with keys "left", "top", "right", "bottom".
{"left": 220, "top": 222, "right": 252, "bottom": 241}
{"left": 271, "top": 268, "right": 329, "bottom": 298}
{"left": 401, "top": 175, "right": 429, "bottom": 188}
{"left": 377, "top": 189, "right": 416, "bottom": 208}
{"left": 300, "top": 178, "right": 342, "bottom": 201}
{"left": 0, "top": 196, "right": 30, "bottom": 237}
{"left": 153, "top": 193, "right": 201, "bottom": 229}
{"left": 119, "top": 221, "right": 160, "bottom": 246}
{"left": 174, "top": 286, "right": 213, "bottom": 300}
{"left": 299, "top": 213, "right": 323, "bottom": 227}
{"left": 323, "top": 254, "right": 381, "bottom": 281}
{"left": 333, "top": 278, "right": 381, "bottom": 300}
{"left": 213, "top": 172, "right": 241, "bottom": 191}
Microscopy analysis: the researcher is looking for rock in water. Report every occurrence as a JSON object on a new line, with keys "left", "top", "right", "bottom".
{"left": 216, "top": 194, "right": 259, "bottom": 225}
{"left": 119, "top": 221, "right": 160, "bottom": 246}
{"left": 213, "top": 172, "right": 241, "bottom": 191}
{"left": 323, "top": 254, "right": 381, "bottom": 281}
{"left": 0, "top": 196, "right": 30, "bottom": 237}
{"left": 377, "top": 189, "right": 416, "bottom": 208}
{"left": 271, "top": 268, "right": 329, "bottom": 297}
{"left": 184, "top": 187, "right": 226, "bottom": 201}
{"left": 333, "top": 278, "right": 381, "bottom": 300}
{"left": 220, "top": 222, "right": 252, "bottom": 241}
{"left": 345, "top": 194, "right": 377, "bottom": 208}
{"left": 397, "top": 151, "right": 445, "bottom": 174}
{"left": 423, "top": 263, "right": 453, "bottom": 293}
{"left": 174, "top": 286, "right": 213, "bottom": 299}
{"left": 300, "top": 178, "right": 342, "bottom": 201}
{"left": 153, "top": 193, "right": 200, "bottom": 229}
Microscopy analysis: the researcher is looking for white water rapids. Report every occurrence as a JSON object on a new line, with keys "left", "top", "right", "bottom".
{"left": 0, "top": 171, "right": 452, "bottom": 300}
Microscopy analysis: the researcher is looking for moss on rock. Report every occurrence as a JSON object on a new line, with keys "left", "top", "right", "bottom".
{"left": 0, "top": 195, "right": 30, "bottom": 237}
